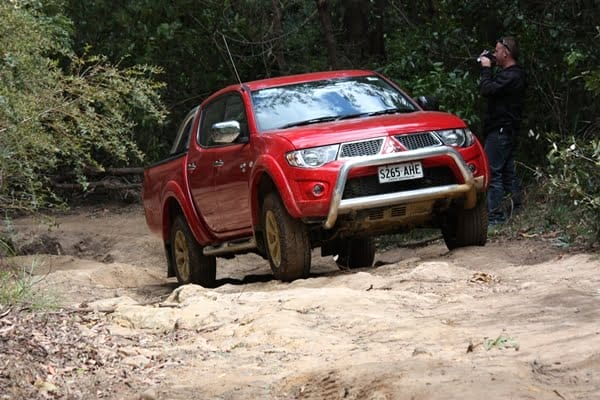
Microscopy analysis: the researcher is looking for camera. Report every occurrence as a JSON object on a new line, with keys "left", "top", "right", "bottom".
{"left": 477, "top": 49, "right": 495, "bottom": 64}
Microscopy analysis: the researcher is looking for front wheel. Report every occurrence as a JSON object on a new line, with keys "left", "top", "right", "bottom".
{"left": 335, "top": 237, "right": 376, "bottom": 269}
{"left": 170, "top": 215, "right": 216, "bottom": 287}
{"left": 442, "top": 195, "right": 488, "bottom": 250}
{"left": 262, "top": 192, "right": 311, "bottom": 282}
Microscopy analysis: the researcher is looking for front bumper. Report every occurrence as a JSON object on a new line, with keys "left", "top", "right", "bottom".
{"left": 323, "top": 146, "right": 480, "bottom": 229}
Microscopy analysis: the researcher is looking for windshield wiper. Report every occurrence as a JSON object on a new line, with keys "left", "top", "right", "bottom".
{"left": 337, "top": 112, "right": 371, "bottom": 120}
{"left": 279, "top": 108, "right": 415, "bottom": 129}
{"left": 367, "top": 108, "right": 414, "bottom": 117}
{"left": 279, "top": 115, "right": 340, "bottom": 129}
{"left": 335, "top": 108, "right": 414, "bottom": 121}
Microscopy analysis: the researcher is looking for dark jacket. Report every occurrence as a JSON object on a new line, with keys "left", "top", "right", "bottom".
{"left": 479, "top": 64, "right": 526, "bottom": 135}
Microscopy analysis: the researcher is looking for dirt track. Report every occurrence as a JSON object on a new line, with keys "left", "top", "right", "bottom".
{"left": 3, "top": 204, "right": 600, "bottom": 399}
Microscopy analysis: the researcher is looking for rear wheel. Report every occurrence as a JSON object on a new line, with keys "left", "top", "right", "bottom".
{"left": 335, "top": 237, "right": 376, "bottom": 269}
{"left": 262, "top": 192, "right": 311, "bottom": 281}
{"left": 442, "top": 195, "right": 488, "bottom": 250}
{"left": 170, "top": 215, "right": 216, "bottom": 287}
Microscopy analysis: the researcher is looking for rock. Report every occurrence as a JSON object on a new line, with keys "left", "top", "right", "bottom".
{"left": 137, "top": 388, "right": 158, "bottom": 400}
{"left": 122, "top": 355, "right": 151, "bottom": 368}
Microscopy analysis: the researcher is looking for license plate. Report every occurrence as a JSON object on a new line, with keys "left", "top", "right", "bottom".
{"left": 378, "top": 161, "right": 423, "bottom": 183}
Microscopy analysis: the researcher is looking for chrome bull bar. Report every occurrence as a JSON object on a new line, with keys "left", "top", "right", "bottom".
{"left": 323, "top": 146, "right": 476, "bottom": 229}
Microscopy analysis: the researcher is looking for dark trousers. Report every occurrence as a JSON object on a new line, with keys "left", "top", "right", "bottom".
{"left": 484, "top": 129, "right": 519, "bottom": 222}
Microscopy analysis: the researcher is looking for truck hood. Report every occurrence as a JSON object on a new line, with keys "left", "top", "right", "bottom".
{"left": 268, "top": 111, "right": 467, "bottom": 149}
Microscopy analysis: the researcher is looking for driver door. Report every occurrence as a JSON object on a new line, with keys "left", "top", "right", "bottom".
{"left": 212, "top": 94, "right": 252, "bottom": 233}
{"left": 188, "top": 92, "right": 252, "bottom": 235}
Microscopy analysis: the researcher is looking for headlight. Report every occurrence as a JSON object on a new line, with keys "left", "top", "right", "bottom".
{"left": 434, "top": 128, "right": 475, "bottom": 147}
{"left": 286, "top": 144, "right": 340, "bottom": 168}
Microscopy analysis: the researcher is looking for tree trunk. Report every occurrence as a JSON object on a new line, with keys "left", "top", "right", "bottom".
{"left": 342, "top": 0, "right": 386, "bottom": 64}
{"left": 343, "top": 0, "right": 369, "bottom": 62}
{"left": 271, "top": 0, "right": 288, "bottom": 74}
{"left": 315, "top": 0, "right": 338, "bottom": 69}
{"left": 370, "top": 0, "right": 386, "bottom": 61}
{"left": 272, "top": 0, "right": 289, "bottom": 75}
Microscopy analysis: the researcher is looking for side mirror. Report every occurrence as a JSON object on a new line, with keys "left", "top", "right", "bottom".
{"left": 211, "top": 120, "right": 241, "bottom": 144}
{"left": 416, "top": 95, "right": 440, "bottom": 111}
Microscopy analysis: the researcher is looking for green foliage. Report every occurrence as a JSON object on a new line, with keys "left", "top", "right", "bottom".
{"left": 407, "top": 63, "right": 479, "bottom": 127}
{"left": 533, "top": 39, "right": 600, "bottom": 246}
{"left": 0, "top": 1, "right": 166, "bottom": 214}
{"left": 64, "top": 0, "right": 330, "bottom": 157}
{"left": 484, "top": 334, "right": 519, "bottom": 351}
{"left": 506, "top": 130, "right": 599, "bottom": 248}
{"left": 0, "top": 236, "right": 14, "bottom": 258}
{"left": 507, "top": 180, "right": 597, "bottom": 249}
{"left": 381, "top": 6, "right": 484, "bottom": 131}
{"left": 0, "top": 259, "right": 57, "bottom": 311}
{"left": 544, "top": 134, "right": 600, "bottom": 243}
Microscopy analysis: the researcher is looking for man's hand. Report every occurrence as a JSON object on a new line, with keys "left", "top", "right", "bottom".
{"left": 479, "top": 52, "right": 492, "bottom": 67}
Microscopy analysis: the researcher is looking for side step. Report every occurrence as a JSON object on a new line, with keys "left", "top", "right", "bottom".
{"left": 203, "top": 237, "right": 257, "bottom": 256}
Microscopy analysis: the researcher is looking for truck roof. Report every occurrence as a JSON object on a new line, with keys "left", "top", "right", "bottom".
{"left": 226, "top": 69, "right": 376, "bottom": 92}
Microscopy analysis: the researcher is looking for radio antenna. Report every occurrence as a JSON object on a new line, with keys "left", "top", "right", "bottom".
{"left": 222, "top": 34, "right": 242, "bottom": 86}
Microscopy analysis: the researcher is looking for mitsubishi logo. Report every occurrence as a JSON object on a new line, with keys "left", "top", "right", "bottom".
{"left": 382, "top": 136, "right": 406, "bottom": 154}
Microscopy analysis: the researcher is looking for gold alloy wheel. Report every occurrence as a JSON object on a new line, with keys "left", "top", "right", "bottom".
{"left": 174, "top": 230, "right": 190, "bottom": 281}
{"left": 265, "top": 210, "right": 281, "bottom": 267}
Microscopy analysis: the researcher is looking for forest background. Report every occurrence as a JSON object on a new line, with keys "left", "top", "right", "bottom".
{"left": 0, "top": 0, "right": 598, "bottom": 245}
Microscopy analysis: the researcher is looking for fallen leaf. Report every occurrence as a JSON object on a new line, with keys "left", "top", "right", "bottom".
{"left": 469, "top": 272, "right": 497, "bottom": 284}
{"left": 35, "top": 379, "right": 58, "bottom": 393}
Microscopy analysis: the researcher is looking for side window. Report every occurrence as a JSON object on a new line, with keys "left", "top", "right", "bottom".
{"left": 198, "top": 97, "right": 227, "bottom": 147}
{"left": 169, "top": 107, "right": 198, "bottom": 155}
{"left": 223, "top": 95, "right": 249, "bottom": 140}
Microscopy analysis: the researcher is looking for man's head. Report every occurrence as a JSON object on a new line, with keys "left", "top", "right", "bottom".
{"left": 494, "top": 36, "right": 519, "bottom": 68}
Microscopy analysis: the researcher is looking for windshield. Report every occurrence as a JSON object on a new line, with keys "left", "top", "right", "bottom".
{"left": 250, "top": 75, "right": 417, "bottom": 131}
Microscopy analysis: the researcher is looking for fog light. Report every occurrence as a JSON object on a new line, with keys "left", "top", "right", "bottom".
{"left": 312, "top": 184, "right": 324, "bottom": 196}
{"left": 468, "top": 163, "right": 476, "bottom": 173}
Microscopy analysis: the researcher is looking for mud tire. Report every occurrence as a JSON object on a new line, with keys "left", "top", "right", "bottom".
{"left": 170, "top": 215, "right": 216, "bottom": 287}
{"left": 262, "top": 192, "right": 311, "bottom": 281}
{"left": 335, "top": 237, "right": 376, "bottom": 269}
{"left": 442, "top": 195, "right": 488, "bottom": 250}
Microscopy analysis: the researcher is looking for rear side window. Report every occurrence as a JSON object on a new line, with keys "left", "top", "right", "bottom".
{"left": 169, "top": 107, "right": 198, "bottom": 155}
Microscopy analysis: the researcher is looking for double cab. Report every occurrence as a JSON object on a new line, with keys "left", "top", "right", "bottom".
{"left": 143, "top": 70, "right": 490, "bottom": 286}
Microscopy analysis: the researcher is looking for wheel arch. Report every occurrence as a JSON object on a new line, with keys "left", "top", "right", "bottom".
{"left": 160, "top": 180, "right": 213, "bottom": 246}
{"left": 250, "top": 154, "right": 302, "bottom": 224}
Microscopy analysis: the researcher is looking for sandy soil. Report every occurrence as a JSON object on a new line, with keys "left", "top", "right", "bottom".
{"left": 2, "top": 203, "right": 599, "bottom": 399}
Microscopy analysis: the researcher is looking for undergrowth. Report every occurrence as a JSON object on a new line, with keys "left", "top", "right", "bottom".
{"left": 500, "top": 182, "right": 599, "bottom": 250}
{"left": 0, "top": 239, "right": 57, "bottom": 311}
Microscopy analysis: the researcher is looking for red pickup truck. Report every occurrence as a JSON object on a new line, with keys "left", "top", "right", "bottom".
{"left": 143, "top": 70, "right": 490, "bottom": 287}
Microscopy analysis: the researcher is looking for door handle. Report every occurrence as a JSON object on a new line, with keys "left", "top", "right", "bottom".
{"left": 214, "top": 160, "right": 224, "bottom": 167}
{"left": 187, "top": 162, "right": 196, "bottom": 170}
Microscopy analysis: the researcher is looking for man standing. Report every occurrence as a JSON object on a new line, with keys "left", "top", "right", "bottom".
{"left": 479, "top": 36, "right": 527, "bottom": 225}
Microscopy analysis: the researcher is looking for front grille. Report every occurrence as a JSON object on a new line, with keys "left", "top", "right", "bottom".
{"left": 342, "top": 167, "right": 455, "bottom": 199}
{"left": 339, "top": 138, "right": 383, "bottom": 158}
{"left": 394, "top": 132, "right": 441, "bottom": 150}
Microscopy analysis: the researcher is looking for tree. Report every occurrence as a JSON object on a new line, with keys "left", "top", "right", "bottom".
{"left": 0, "top": 1, "right": 166, "bottom": 214}
{"left": 271, "top": 0, "right": 289, "bottom": 74}
{"left": 315, "top": 0, "right": 339, "bottom": 69}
